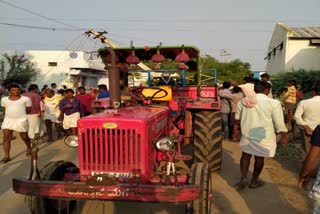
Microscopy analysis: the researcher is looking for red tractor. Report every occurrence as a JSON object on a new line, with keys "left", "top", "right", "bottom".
{"left": 13, "top": 45, "right": 222, "bottom": 214}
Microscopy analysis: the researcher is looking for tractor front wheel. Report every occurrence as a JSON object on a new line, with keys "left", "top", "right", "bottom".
{"left": 187, "top": 163, "right": 212, "bottom": 214}
{"left": 193, "top": 111, "right": 222, "bottom": 172}
{"left": 26, "top": 161, "right": 78, "bottom": 214}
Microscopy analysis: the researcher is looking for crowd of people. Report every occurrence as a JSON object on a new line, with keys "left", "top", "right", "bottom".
{"left": 218, "top": 74, "right": 320, "bottom": 211}
{"left": 0, "top": 83, "right": 110, "bottom": 164}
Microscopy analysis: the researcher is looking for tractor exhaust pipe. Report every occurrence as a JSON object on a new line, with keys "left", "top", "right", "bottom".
{"left": 105, "top": 47, "right": 120, "bottom": 108}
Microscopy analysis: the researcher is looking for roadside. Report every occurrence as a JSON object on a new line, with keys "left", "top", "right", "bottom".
{"left": 265, "top": 130, "right": 313, "bottom": 213}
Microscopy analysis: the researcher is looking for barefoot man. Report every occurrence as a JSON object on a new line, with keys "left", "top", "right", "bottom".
{"left": 0, "top": 84, "right": 32, "bottom": 163}
{"left": 234, "top": 81, "right": 288, "bottom": 189}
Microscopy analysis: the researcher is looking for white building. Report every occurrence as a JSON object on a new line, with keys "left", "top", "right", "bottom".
{"left": 25, "top": 50, "right": 108, "bottom": 89}
{"left": 265, "top": 23, "right": 320, "bottom": 74}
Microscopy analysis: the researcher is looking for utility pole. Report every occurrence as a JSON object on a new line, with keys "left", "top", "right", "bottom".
{"left": 85, "top": 29, "right": 150, "bottom": 70}
{"left": 220, "top": 49, "right": 231, "bottom": 63}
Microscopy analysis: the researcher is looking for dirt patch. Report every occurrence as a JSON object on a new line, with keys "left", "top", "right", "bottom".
{"left": 265, "top": 132, "right": 313, "bottom": 213}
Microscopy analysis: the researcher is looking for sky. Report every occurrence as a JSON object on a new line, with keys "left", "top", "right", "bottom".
{"left": 0, "top": 0, "right": 320, "bottom": 71}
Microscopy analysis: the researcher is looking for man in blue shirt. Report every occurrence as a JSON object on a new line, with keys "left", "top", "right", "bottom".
{"left": 59, "top": 89, "right": 83, "bottom": 135}
{"left": 97, "top": 84, "right": 109, "bottom": 99}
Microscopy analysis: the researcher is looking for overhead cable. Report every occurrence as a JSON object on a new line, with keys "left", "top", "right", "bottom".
{"left": 0, "top": 0, "right": 84, "bottom": 30}
{"left": 0, "top": 22, "right": 81, "bottom": 31}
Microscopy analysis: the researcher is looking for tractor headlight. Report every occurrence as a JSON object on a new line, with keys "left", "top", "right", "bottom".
{"left": 64, "top": 135, "right": 78, "bottom": 148}
{"left": 156, "top": 137, "right": 174, "bottom": 151}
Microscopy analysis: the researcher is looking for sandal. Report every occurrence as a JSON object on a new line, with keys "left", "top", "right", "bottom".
{"left": 234, "top": 178, "right": 248, "bottom": 191}
{"left": 0, "top": 157, "right": 11, "bottom": 164}
{"left": 248, "top": 180, "right": 265, "bottom": 189}
{"left": 26, "top": 148, "right": 32, "bottom": 156}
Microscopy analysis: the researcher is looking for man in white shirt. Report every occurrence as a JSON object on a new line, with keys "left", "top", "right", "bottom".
{"left": 0, "top": 84, "right": 32, "bottom": 163}
{"left": 234, "top": 81, "right": 288, "bottom": 189}
{"left": 294, "top": 85, "right": 320, "bottom": 153}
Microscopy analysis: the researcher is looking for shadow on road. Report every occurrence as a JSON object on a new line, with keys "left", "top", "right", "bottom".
{"left": 0, "top": 134, "right": 79, "bottom": 214}
{"left": 79, "top": 200, "right": 187, "bottom": 214}
{"left": 211, "top": 141, "right": 300, "bottom": 214}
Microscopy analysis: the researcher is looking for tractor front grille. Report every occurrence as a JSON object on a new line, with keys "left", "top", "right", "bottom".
{"left": 80, "top": 128, "right": 141, "bottom": 172}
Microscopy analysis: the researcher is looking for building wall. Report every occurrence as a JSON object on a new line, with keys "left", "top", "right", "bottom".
{"left": 265, "top": 24, "right": 288, "bottom": 74}
{"left": 266, "top": 23, "right": 320, "bottom": 74}
{"left": 25, "top": 50, "right": 88, "bottom": 88}
{"left": 25, "top": 50, "right": 107, "bottom": 89}
{"left": 285, "top": 40, "right": 320, "bottom": 71}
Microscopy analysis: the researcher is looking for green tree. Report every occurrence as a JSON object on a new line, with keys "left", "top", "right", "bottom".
{"left": 200, "top": 55, "right": 251, "bottom": 84}
{"left": 271, "top": 69, "right": 320, "bottom": 98}
{"left": 0, "top": 53, "right": 39, "bottom": 88}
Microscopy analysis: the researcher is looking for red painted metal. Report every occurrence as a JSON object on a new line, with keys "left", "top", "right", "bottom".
{"left": 13, "top": 178, "right": 200, "bottom": 203}
{"left": 169, "top": 86, "right": 221, "bottom": 111}
{"left": 77, "top": 106, "right": 170, "bottom": 183}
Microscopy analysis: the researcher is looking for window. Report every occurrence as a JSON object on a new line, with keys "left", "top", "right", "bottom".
{"left": 48, "top": 62, "right": 57, "bottom": 66}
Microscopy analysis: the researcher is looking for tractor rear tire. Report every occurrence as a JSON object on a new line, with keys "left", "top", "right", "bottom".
{"left": 193, "top": 111, "right": 222, "bottom": 172}
{"left": 187, "top": 163, "right": 212, "bottom": 214}
{"left": 26, "top": 161, "right": 77, "bottom": 214}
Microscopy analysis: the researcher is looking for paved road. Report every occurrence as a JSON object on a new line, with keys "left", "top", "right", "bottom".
{"left": 0, "top": 134, "right": 300, "bottom": 214}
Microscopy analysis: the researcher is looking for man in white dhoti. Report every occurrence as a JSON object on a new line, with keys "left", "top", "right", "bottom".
{"left": 23, "top": 84, "right": 41, "bottom": 140}
{"left": 0, "top": 84, "right": 32, "bottom": 163}
{"left": 234, "top": 81, "right": 288, "bottom": 189}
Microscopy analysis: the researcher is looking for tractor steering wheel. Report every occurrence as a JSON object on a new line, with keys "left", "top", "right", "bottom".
{"left": 131, "top": 87, "right": 145, "bottom": 101}
{"left": 131, "top": 87, "right": 168, "bottom": 101}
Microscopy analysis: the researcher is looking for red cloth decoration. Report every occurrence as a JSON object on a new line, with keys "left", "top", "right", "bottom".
{"left": 126, "top": 50, "right": 140, "bottom": 64}
{"left": 178, "top": 63, "right": 189, "bottom": 70}
{"left": 175, "top": 49, "right": 190, "bottom": 63}
{"left": 151, "top": 49, "right": 165, "bottom": 63}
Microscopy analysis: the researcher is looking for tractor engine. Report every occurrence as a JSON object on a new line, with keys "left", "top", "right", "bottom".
{"left": 77, "top": 105, "right": 170, "bottom": 183}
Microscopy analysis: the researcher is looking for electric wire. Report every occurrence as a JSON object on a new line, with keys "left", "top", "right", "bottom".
{"left": 0, "top": 22, "right": 274, "bottom": 33}
{"left": 0, "top": 0, "right": 84, "bottom": 30}
{"left": 0, "top": 22, "right": 81, "bottom": 31}
{"left": 65, "top": 34, "right": 87, "bottom": 51}
{"left": 108, "top": 32, "right": 159, "bottom": 45}
{"left": 0, "top": 1, "right": 284, "bottom": 67}
{"left": 2, "top": 17, "right": 318, "bottom": 23}
{"left": 41, "top": 33, "right": 88, "bottom": 77}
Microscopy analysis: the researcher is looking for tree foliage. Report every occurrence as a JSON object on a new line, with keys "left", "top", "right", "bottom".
{"left": 271, "top": 69, "right": 320, "bottom": 97}
{"left": 200, "top": 55, "right": 251, "bottom": 84}
{"left": 0, "top": 54, "right": 39, "bottom": 88}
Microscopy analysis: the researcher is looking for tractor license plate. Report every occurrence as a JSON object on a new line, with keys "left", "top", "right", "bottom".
{"left": 91, "top": 172, "right": 133, "bottom": 178}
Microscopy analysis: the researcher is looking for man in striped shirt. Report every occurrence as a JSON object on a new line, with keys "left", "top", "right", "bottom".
{"left": 283, "top": 79, "right": 297, "bottom": 130}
